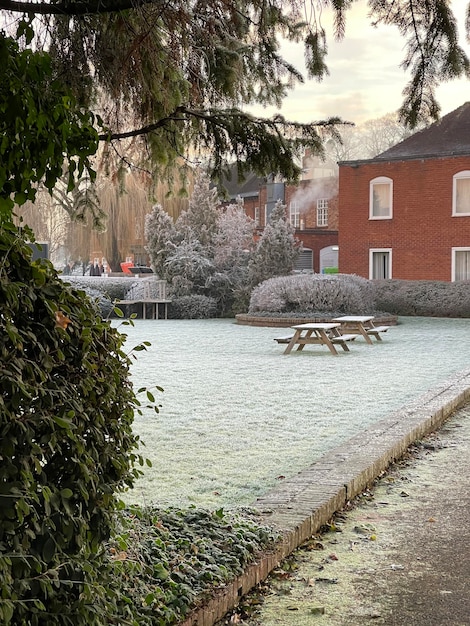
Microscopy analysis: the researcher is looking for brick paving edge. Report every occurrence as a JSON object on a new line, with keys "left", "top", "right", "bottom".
{"left": 178, "top": 367, "right": 470, "bottom": 626}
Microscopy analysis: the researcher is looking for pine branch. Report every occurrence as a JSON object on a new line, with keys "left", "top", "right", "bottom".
{"left": 0, "top": 0, "right": 157, "bottom": 15}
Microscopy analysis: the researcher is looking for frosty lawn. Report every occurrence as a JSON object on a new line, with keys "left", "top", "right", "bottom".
{"left": 119, "top": 316, "right": 470, "bottom": 510}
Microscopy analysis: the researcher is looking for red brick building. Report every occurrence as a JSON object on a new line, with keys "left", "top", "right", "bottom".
{"left": 338, "top": 103, "right": 470, "bottom": 281}
{"left": 220, "top": 160, "right": 339, "bottom": 273}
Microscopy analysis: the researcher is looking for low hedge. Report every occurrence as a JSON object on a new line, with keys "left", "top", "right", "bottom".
{"left": 373, "top": 279, "right": 470, "bottom": 317}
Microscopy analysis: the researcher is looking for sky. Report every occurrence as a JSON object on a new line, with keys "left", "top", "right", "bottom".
{"left": 249, "top": 0, "right": 470, "bottom": 126}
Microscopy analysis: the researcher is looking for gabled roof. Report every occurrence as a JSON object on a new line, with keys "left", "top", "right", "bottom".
{"left": 374, "top": 102, "right": 470, "bottom": 161}
{"left": 218, "top": 163, "right": 265, "bottom": 200}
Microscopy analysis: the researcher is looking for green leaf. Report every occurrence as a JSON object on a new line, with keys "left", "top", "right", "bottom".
{"left": 51, "top": 415, "right": 75, "bottom": 429}
{"left": 144, "top": 593, "right": 155, "bottom": 606}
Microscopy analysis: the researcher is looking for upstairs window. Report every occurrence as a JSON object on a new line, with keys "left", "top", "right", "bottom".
{"left": 289, "top": 200, "right": 300, "bottom": 228}
{"left": 316, "top": 199, "right": 328, "bottom": 226}
{"left": 370, "top": 177, "right": 393, "bottom": 219}
{"left": 453, "top": 171, "right": 470, "bottom": 216}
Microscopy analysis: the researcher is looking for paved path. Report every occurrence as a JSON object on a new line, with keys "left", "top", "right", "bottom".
{"left": 228, "top": 403, "right": 470, "bottom": 626}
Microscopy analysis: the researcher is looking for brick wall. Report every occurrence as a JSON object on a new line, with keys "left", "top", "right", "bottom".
{"left": 338, "top": 155, "right": 470, "bottom": 280}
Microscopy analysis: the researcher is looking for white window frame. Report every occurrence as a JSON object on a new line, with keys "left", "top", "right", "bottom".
{"left": 452, "top": 171, "right": 470, "bottom": 216}
{"left": 369, "top": 176, "right": 393, "bottom": 220}
{"left": 451, "top": 247, "right": 470, "bottom": 281}
{"left": 289, "top": 200, "right": 300, "bottom": 228}
{"left": 316, "top": 198, "right": 328, "bottom": 227}
{"left": 254, "top": 206, "right": 260, "bottom": 227}
{"left": 369, "top": 248, "right": 392, "bottom": 279}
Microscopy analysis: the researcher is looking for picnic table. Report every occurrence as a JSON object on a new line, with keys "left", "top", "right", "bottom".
{"left": 332, "top": 315, "right": 391, "bottom": 343}
{"left": 276, "top": 322, "right": 358, "bottom": 356}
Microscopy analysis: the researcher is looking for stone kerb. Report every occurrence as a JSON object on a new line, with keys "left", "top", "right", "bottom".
{"left": 178, "top": 368, "right": 470, "bottom": 626}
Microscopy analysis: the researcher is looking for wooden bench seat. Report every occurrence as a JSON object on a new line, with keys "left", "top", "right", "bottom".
{"left": 367, "top": 325, "right": 391, "bottom": 334}
{"left": 366, "top": 325, "right": 391, "bottom": 341}
{"left": 331, "top": 333, "right": 358, "bottom": 343}
{"left": 274, "top": 335, "right": 294, "bottom": 344}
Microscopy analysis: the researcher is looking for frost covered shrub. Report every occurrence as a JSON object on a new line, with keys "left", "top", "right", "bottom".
{"left": 169, "top": 295, "right": 218, "bottom": 319}
{"left": 61, "top": 275, "right": 133, "bottom": 301}
{"left": 373, "top": 279, "right": 470, "bottom": 317}
{"left": 249, "top": 273, "right": 375, "bottom": 315}
{"left": 60, "top": 276, "right": 136, "bottom": 317}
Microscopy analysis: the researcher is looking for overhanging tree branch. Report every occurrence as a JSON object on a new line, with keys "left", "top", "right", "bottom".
{"left": 0, "top": 0, "right": 157, "bottom": 15}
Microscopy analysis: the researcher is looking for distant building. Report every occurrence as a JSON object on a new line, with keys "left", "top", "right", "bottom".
{"left": 219, "top": 155, "right": 339, "bottom": 273}
{"left": 338, "top": 102, "right": 470, "bottom": 281}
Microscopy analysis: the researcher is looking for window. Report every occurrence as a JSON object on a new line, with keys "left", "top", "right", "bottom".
{"left": 452, "top": 248, "right": 470, "bottom": 281}
{"left": 316, "top": 199, "right": 328, "bottom": 226}
{"left": 370, "top": 177, "right": 393, "bottom": 219}
{"left": 452, "top": 171, "right": 470, "bottom": 216}
{"left": 369, "top": 249, "right": 392, "bottom": 279}
{"left": 289, "top": 201, "right": 300, "bottom": 228}
{"left": 254, "top": 206, "right": 260, "bottom": 227}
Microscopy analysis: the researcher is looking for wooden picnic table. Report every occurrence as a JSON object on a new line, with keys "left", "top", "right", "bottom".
{"left": 332, "top": 315, "right": 391, "bottom": 343}
{"left": 279, "top": 322, "right": 358, "bottom": 356}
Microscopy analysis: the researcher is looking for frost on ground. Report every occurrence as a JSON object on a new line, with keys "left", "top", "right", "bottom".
{"left": 228, "top": 405, "right": 470, "bottom": 626}
{"left": 118, "top": 317, "right": 470, "bottom": 509}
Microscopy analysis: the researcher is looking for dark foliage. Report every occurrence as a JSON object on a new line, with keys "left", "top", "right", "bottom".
{"left": 0, "top": 223, "right": 145, "bottom": 624}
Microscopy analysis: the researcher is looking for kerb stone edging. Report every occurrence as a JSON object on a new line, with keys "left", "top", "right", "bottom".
{"left": 179, "top": 368, "right": 470, "bottom": 626}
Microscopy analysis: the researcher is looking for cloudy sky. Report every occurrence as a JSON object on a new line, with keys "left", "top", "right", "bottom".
{"left": 250, "top": 0, "right": 470, "bottom": 126}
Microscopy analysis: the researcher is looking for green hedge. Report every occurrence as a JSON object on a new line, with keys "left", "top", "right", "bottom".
{"left": 0, "top": 223, "right": 145, "bottom": 624}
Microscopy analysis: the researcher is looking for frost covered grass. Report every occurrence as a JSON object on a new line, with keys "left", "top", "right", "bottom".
{"left": 119, "top": 317, "right": 470, "bottom": 510}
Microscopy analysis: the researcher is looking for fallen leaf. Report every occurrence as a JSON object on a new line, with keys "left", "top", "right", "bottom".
{"left": 315, "top": 577, "right": 338, "bottom": 584}
{"left": 55, "top": 311, "right": 72, "bottom": 330}
{"left": 310, "top": 607, "right": 326, "bottom": 615}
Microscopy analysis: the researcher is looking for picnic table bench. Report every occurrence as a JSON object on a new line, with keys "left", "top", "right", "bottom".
{"left": 276, "top": 323, "right": 358, "bottom": 355}
{"left": 333, "top": 316, "right": 391, "bottom": 343}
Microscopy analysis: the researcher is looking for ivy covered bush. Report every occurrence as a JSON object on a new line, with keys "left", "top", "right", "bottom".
{"left": 107, "top": 506, "right": 279, "bottom": 625}
{"left": 373, "top": 279, "right": 470, "bottom": 317}
{"left": 248, "top": 273, "right": 375, "bottom": 316}
{"left": 0, "top": 224, "right": 145, "bottom": 625}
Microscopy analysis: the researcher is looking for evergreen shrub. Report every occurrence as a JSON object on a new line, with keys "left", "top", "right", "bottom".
{"left": 169, "top": 295, "right": 218, "bottom": 319}
{"left": 248, "top": 273, "right": 375, "bottom": 315}
{"left": 0, "top": 224, "right": 146, "bottom": 625}
{"left": 373, "top": 279, "right": 470, "bottom": 317}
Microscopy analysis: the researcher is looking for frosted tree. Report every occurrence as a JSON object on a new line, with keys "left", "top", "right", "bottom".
{"left": 176, "top": 169, "right": 220, "bottom": 251}
{"left": 213, "top": 198, "right": 255, "bottom": 270}
{"left": 144, "top": 203, "right": 177, "bottom": 279}
{"left": 248, "top": 199, "right": 301, "bottom": 286}
{"left": 164, "top": 237, "right": 215, "bottom": 297}
{"left": 206, "top": 197, "right": 257, "bottom": 314}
